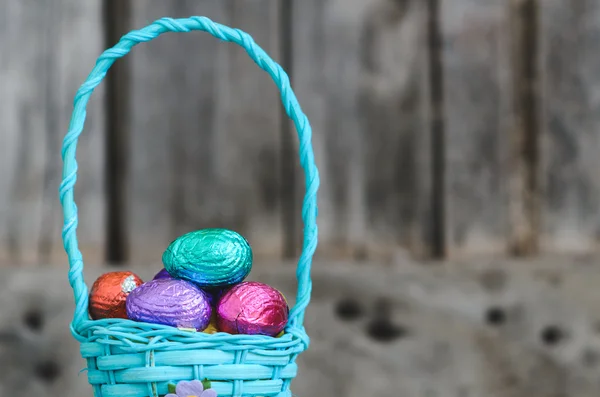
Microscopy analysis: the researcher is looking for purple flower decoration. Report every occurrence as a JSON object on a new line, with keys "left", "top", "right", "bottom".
{"left": 166, "top": 380, "right": 217, "bottom": 397}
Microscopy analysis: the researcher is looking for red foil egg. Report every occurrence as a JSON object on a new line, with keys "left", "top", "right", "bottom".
{"left": 89, "top": 271, "right": 143, "bottom": 320}
{"left": 216, "top": 281, "right": 289, "bottom": 336}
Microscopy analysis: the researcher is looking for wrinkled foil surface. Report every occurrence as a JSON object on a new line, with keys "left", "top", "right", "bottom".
{"left": 217, "top": 281, "right": 288, "bottom": 336}
{"left": 152, "top": 268, "right": 228, "bottom": 306}
{"left": 126, "top": 278, "right": 212, "bottom": 331}
{"left": 162, "top": 229, "right": 252, "bottom": 287}
{"left": 89, "top": 271, "right": 143, "bottom": 320}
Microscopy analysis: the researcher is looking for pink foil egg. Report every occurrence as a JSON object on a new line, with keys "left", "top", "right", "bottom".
{"left": 126, "top": 278, "right": 212, "bottom": 331}
{"left": 216, "top": 281, "right": 289, "bottom": 336}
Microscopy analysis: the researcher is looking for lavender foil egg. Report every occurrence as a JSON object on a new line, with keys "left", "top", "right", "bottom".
{"left": 216, "top": 281, "right": 289, "bottom": 336}
{"left": 126, "top": 278, "right": 212, "bottom": 331}
{"left": 152, "top": 268, "right": 227, "bottom": 306}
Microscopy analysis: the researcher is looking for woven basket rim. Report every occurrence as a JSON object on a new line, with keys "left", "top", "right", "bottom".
{"left": 77, "top": 318, "right": 309, "bottom": 355}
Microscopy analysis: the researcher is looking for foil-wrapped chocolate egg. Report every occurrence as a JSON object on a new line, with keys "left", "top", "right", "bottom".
{"left": 152, "top": 268, "right": 172, "bottom": 280}
{"left": 153, "top": 268, "right": 226, "bottom": 306}
{"left": 89, "top": 271, "right": 143, "bottom": 320}
{"left": 126, "top": 278, "right": 212, "bottom": 331}
{"left": 216, "top": 281, "right": 288, "bottom": 336}
{"left": 162, "top": 229, "right": 252, "bottom": 287}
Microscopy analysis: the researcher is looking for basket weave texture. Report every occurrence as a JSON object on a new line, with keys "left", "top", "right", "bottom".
{"left": 59, "top": 16, "right": 319, "bottom": 397}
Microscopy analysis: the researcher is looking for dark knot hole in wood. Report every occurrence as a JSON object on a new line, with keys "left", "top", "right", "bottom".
{"left": 366, "top": 318, "right": 408, "bottom": 343}
{"left": 540, "top": 325, "right": 566, "bottom": 347}
{"left": 35, "top": 360, "right": 61, "bottom": 383}
{"left": 22, "top": 309, "right": 44, "bottom": 332}
{"left": 484, "top": 306, "right": 507, "bottom": 326}
{"left": 335, "top": 298, "right": 364, "bottom": 321}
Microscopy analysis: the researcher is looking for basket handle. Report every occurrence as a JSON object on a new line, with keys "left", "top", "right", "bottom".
{"left": 60, "top": 16, "right": 319, "bottom": 337}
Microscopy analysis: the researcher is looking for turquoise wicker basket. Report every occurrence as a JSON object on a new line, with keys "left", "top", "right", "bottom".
{"left": 59, "top": 16, "right": 319, "bottom": 397}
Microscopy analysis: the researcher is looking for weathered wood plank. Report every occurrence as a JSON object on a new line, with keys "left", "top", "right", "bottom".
{"left": 539, "top": 0, "right": 600, "bottom": 253}
{"left": 441, "top": 0, "right": 512, "bottom": 257}
{"left": 360, "top": 0, "right": 432, "bottom": 259}
{"left": 292, "top": 0, "right": 358, "bottom": 257}
{"left": 127, "top": 1, "right": 282, "bottom": 264}
{"left": 127, "top": 0, "right": 222, "bottom": 264}
{"left": 0, "top": 1, "right": 106, "bottom": 265}
{"left": 292, "top": 0, "right": 431, "bottom": 260}
{"left": 213, "top": 0, "right": 283, "bottom": 258}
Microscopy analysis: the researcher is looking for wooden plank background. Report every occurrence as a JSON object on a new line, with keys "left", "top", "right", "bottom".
{"left": 0, "top": 0, "right": 106, "bottom": 266}
{"left": 540, "top": 0, "right": 600, "bottom": 253}
{"left": 125, "top": 0, "right": 284, "bottom": 264}
{"left": 441, "top": 0, "right": 512, "bottom": 257}
{"left": 292, "top": 0, "right": 432, "bottom": 260}
{"left": 2, "top": 0, "right": 600, "bottom": 266}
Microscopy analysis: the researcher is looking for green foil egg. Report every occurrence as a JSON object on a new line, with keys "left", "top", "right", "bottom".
{"left": 162, "top": 229, "right": 252, "bottom": 287}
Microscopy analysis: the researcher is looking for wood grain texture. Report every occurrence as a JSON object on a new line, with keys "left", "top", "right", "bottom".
{"left": 0, "top": 0, "right": 106, "bottom": 265}
{"left": 292, "top": 0, "right": 431, "bottom": 260}
{"left": 441, "top": 0, "right": 512, "bottom": 257}
{"left": 539, "top": 0, "right": 600, "bottom": 253}
{"left": 213, "top": 0, "right": 283, "bottom": 258}
{"left": 127, "top": 1, "right": 282, "bottom": 265}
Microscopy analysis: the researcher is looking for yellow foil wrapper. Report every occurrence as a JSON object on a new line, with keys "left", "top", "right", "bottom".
{"left": 203, "top": 313, "right": 219, "bottom": 334}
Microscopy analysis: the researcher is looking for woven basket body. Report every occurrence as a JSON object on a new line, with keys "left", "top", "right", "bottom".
{"left": 59, "top": 17, "right": 319, "bottom": 397}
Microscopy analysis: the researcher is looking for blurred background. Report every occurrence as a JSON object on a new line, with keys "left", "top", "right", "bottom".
{"left": 3, "top": 0, "right": 600, "bottom": 396}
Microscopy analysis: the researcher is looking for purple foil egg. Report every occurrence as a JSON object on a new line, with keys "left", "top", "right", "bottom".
{"left": 216, "top": 281, "right": 288, "bottom": 336}
{"left": 126, "top": 278, "right": 212, "bottom": 331}
{"left": 152, "top": 268, "right": 172, "bottom": 280}
{"left": 152, "top": 269, "right": 226, "bottom": 306}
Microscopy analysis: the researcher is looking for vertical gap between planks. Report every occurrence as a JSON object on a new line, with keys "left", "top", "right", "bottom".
{"left": 103, "top": 0, "right": 130, "bottom": 265}
{"left": 167, "top": 0, "right": 190, "bottom": 240}
{"left": 280, "top": 0, "right": 298, "bottom": 259}
{"left": 508, "top": 0, "right": 540, "bottom": 256}
{"left": 426, "top": 0, "right": 446, "bottom": 258}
